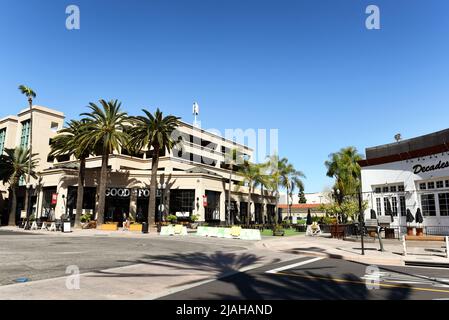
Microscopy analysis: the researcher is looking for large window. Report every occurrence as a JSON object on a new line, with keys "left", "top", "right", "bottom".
{"left": 391, "top": 197, "right": 398, "bottom": 216}
{"left": 438, "top": 193, "right": 449, "bottom": 216}
{"left": 0, "top": 128, "right": 6, "bottom": 155}
{"left": 421, "top": 194, "right": 436, "bottom": 216}
{"left": 169, "top": 189, "right": 195, "bottom": 217}
{"left": 376, "top": 198, "right": 382, "bottom": 215}
{"left": 399, "top": 196, "right": 406, "bottom": 216}
{"left": 20, "top": 120, "right": 30, "bottom": 148}
{"left": 205, "top": 190, "right": 221, "bottom": 221}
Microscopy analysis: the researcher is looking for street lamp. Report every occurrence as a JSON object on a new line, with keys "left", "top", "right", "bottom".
{"left": 158, "top": 182, "right": 167, "bottom": 221}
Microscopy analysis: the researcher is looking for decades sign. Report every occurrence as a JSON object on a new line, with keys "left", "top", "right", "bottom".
{"left": 413, "top": 160, "right": 449, "bottom": 174}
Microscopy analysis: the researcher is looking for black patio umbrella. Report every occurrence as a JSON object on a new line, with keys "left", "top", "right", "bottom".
{"left": 415, "top": 208, "right": 424, "bottom": 224}
{"left": 406, "top": 209, "right": 414, "bottom": 224}
{"left": 306, "top": 209, "right": 312, "bottom": 225}
{"left": 370, "top": 209, "right": 377, "bottom": 219}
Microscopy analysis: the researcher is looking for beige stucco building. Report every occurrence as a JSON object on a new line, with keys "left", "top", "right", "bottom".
{"left": 0, "top": 105, "right": 276, "bottom": 226}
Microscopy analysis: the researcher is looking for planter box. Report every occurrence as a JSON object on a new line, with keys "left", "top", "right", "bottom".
{"left": 98, "top": 223, "right": 118, "bottom": 231}
{"left": 273, "top": 230, "right": 285, "bottom": 236}
{"left": 129, "top": 224, "right": 142, "bottom": 232}
{"left": 415, "top": 227, "right": 424, "bottom": 236}
{"left": 407, "top": 227, "right": 415, "bottom": 236}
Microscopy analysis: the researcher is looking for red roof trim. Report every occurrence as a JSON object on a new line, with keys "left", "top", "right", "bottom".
{"left": 278, "top": 204, "right": 321, "bottom": 209}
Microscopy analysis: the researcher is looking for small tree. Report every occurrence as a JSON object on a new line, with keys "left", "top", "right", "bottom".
{"left": 298, "top": 189, "right": 307, "bottom": 204}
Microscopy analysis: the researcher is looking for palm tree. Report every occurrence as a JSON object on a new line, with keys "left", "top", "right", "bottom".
{"left": 50, "top": 120, "right": 92, "bottom": 228}
{"left": 263, "top": 155, "right": 284, "bottom": 224}
{"left": 224, "top": 148, "right": 245, "bottom": 225}
{"left": 79, "top": 100, "right": 129, "bottom": 226}
{"left": 279, "top": 162, "right": 306, "bottom": 220}
{"left": 237, "top": 160, "right": 266, "bottom": 225}
{"left": 128, "top": 108, "right": 180, "bottom": 228}
{"left": 325, "top": 146, "right": 363, "bottom": 202}
{"left": 18, "top": 85, "right": 36, "bottom": 217}
{"left": 0, "top": 147, "right": 37, "bottom": 226}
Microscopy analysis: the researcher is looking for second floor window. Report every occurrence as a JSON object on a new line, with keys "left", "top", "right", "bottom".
{"left": 20, "top": 120, "right": 30, "bottom": 148}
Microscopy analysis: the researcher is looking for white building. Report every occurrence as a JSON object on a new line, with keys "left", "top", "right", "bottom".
{"left": 360, "top": 128, "right": 449, "bottom": 230}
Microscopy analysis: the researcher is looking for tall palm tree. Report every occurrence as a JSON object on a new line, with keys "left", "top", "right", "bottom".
{"left": 325, "top": 146, "right": 363, "bottom": 201}
{"left": 50, "top": 120, "right": 92, "bottom": 228}
{"left": 79, "top": 100, "right": 129, "bottom": 226}
{"left": 279, "top": 162, "right": 306, "bottom": 219}
{"left": 0, "top": 147, "right": 37, "bottom": 226}
{"left": 225, "top": 148, "right": 245, "bottom": 225}
{"left": 237, "top": 160, "right": 266, "bottom": 225}
{"left": 128, "top": 108, "right": 180, "bottom": 228}
{"left": 18, "top": 85, "right": 36, "bottom": 217}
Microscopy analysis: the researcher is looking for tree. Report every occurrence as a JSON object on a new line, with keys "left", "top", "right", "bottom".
{"left": 325, "top": 146, "right": 363, "bottom": 203}
{"left": 298, "top": 189, "right": 307, "bottom": 204}
{"left": 280, "top": 161, "right": 306, "bottom": 219}
{"left": 128, "top": 108, "right": 180, "bottom": 228}
{"left": 50, "top": 120, "right": 92, "bottom": 228}
{"left": 79, "top": 100, "right": 129, "bottom": 226}
{"left": 18, "top": 85, "right": 37, "bottom": 217}
{"left": 224, "top": 148, "right": 244, "bottom": 225}
{"left": 0, "top": 148, "right": 37, "bottom": 226}
{"left": 237, "top": 160, "right": 266, "bottom": 225}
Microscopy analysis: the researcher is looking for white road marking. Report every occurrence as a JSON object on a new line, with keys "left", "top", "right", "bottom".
{"left": 265, "top": 257, "right": 325, "bottom": 274}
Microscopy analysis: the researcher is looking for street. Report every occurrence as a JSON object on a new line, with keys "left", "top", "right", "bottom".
{"left": 1, "top": 229, "right": 449, "bottom": 300}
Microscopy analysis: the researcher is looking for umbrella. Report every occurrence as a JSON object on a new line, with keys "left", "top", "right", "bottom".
{"left": 306, "top": 209, "right": 312, "bottom": 225}
{"left": 406, "top": 209, "right": 414, "bottom": 224}
{"left": 370, "top": 209, "right": 377, "bottom": 219}
{"left": 415, "top": 208, "right": 424, "bottom": 224}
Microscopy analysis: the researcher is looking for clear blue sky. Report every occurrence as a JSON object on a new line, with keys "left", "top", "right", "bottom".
{"left": 1, "top": 0, "right": 449, "bottom": 193}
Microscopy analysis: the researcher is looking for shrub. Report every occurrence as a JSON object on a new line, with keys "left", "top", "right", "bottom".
{"left": 167, "top": 214, "right": 177, "bottom": 224}
{"left": 80, "top": 213, "right": 92, "bottom": 223}
{"left": 190, "top": 214, "right": 199, "bottom": 222}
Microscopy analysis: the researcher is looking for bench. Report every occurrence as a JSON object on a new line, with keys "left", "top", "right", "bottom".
{"left": 402, "top": 235, "right": 449, "bottom": 258}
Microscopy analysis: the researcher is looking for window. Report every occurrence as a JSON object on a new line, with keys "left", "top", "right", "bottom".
{"left": 374, "top": 187, "right": 381, "bottom": 194}
{"left": 20, "top": 120, "right": 30, "bottom": 148}
{"left": 169, "top": 189, "right": 195, "bottom": 216}
{"left": 390, "top": 186, "right": 397, "bottom": 193}
{"left": 446, "top": 180, "right": 449, "bottom": 188}
{"left": 382, "top": 186, "right": 389, "bottom": 193}
{"left": 398, "top": 185, "right": 405, "bottom": 192}
{"left": 438, "top": 193, "right": 449, "bottom": 216}
{"left": 428, "top": 182, "right": 435, "bottom": 189}
{"left": 0, "top": 128, "right": 6, "bottom": 155}
{"left": 50, "top": 122, "right": 59, "bottom": 132}
{"left": 437, "top": 181, "right": 444, "bottom": 188}
{"left": 421, "top": 194, "right": 436, "bottom": 216}
{"left": 376, "top": 198, "right": 382, "bottom": 215}
{"left": 419, "top": 183, "right": 427, "bottom": 190}
{"left": 399, "top": 196, "right": 406, "bottom": 216}
{"left": 383, "top": 197, "right": 391, "bottom": 215}
{"left": 391, "top": 197, "right": 398, "bottom": 216}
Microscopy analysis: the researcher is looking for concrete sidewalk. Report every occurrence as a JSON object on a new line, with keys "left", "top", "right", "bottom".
{"left": 257, "top": 234, "right": 449, "bottom": 267}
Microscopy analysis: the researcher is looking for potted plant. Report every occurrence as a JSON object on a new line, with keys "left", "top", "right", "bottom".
{"left": 272, "top": 224, "right": 285, "bottom": 236}
{"left": 415, "top": 208, "right": 424, "bottom": 236}
{"left": 406, "top": 209, "right": 415, "bottom": 236}
{"left": 189, "top": 214, "right": 199, "bottom": 229}
{"left": 167, "top": 214, "right": 178, "bottom": 225}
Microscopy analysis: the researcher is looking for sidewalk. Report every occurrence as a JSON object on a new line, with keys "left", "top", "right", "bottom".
{"left": 257, "top": 234, "right": 449, "bottom": 267}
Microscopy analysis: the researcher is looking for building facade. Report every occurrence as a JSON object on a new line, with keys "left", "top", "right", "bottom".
{"left": 359, "top": 128, "right": 449, "bottom": 229}
{"left": 0, "top": 106, "right": 276, "bottom": 226}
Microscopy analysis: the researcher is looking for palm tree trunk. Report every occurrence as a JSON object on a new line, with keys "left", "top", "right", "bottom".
{"left": 148, "top": 148, "right": 160, "bottom": 229}
{"left": 96, "top": 152, "right": 109, "bottom": 226}
{"left": 74, "top": 157, "right": 86, "bottom": 229}
{"left": 286, "top": 184, "right": 290, "bottom": 220}
{"left": 8, "top": 187, "right": 17, "bottom": 226}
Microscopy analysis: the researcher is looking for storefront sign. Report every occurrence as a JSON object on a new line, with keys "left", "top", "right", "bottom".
{"left": 136, "top": 188, "right": 150, "bottom": 198}
{"left": 202, "top": 195, "right": 208, "bottom": 207}
{"left": 105, "top": 188, "right": 130, "bottom": 197}
{"left": 413, "top": 160, "right": 449, "bottom": 174}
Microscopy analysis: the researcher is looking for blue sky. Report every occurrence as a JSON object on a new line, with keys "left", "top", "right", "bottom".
{"left": 1, "top": 0, "right": 449, "bottom": 193}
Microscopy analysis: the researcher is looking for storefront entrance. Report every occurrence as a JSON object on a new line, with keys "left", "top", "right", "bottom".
{"left": 104, "top": 188, "right": 130, "bottom": 226}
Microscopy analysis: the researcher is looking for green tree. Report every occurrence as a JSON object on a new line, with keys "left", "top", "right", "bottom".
{"left": 0, "top": 148, "right": 37, "bottom": 226}
{"left": 280, "top": 161, "right": 306, "bottom": 219}
{"left": 128, "top": 108, "right": 180, "bottom": 227}
{"left": 237, "top": 160, "right": 266, "bottom": 225}
{"left": 50, "top": 120, "right": 93, "bottom": 228}
{"left": 325, "top": 146, "right": 363, "bottom": 203}
{"left": 298, "top": 189, "right": 307, "bottom": 204}
{"left": 79, "top": 100, "right": 129, "bottom": 226}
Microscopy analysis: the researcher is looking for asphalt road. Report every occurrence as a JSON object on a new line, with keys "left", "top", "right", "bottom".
{"left": 161, "top": 256, "right": 449, "bottom": 300}
{"left": 0, "top": 230, "right": 251, "bottom": 286}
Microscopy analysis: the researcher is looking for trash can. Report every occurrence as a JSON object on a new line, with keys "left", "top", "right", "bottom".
{"left": 142, "top": 222, "right": 149, "bottom": 234}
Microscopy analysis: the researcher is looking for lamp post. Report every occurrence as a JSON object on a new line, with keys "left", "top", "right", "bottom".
{"left": 158, "top": 182, "right": 167, "bottom": 222}
{"left": 358, "top": 189, "right": 365, "bottom": 255}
